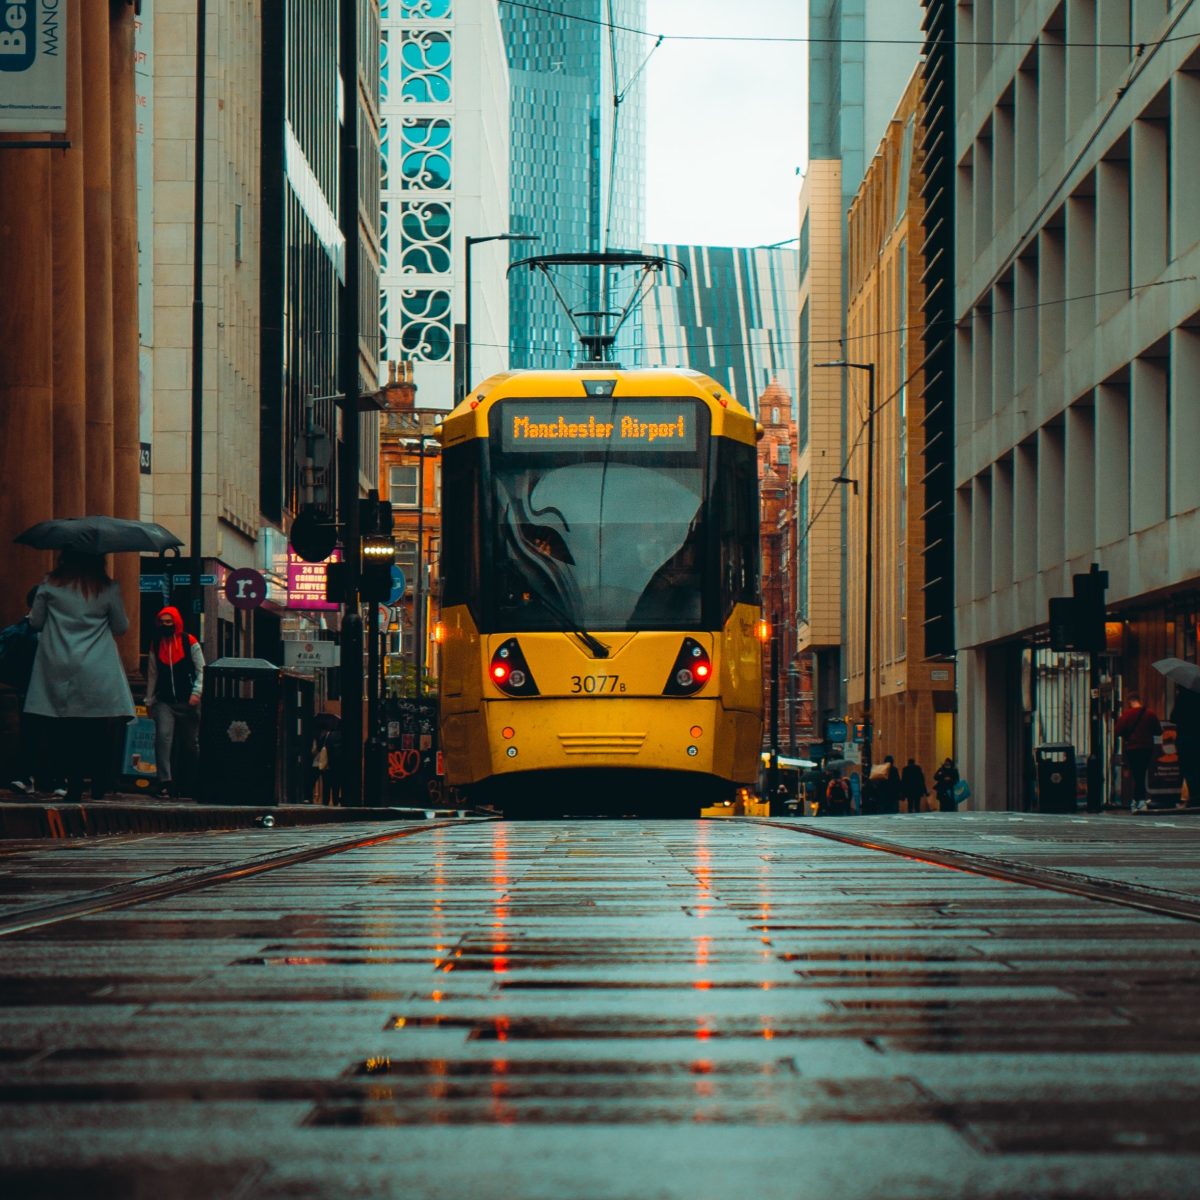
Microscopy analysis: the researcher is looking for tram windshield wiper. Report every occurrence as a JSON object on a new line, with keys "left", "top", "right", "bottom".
{"left": 535, "top": 589, "right": 610, "bottom": 659}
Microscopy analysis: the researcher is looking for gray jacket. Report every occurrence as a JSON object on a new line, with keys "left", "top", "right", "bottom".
{"left": 24, "top": 581, "right": 135, "bottom": 719}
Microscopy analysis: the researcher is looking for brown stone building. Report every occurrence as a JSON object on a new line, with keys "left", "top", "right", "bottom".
{"left": 0, "top": 1, "right": 141, "bottom": 660}
{"left": 757, "top": 381, "right": 814, "bottom": 756}
{"left": 377, "top": 364, "right": 442, "bottom": 697}
{"left": 843, "top": 71, "right": 956, "bottom": 775}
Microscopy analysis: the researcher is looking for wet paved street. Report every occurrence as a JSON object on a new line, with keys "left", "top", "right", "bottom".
{"left": 2, "top": 813, "right": 1200, "bottom": 1198}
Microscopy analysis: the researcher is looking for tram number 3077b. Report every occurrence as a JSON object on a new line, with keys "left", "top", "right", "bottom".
{"left": 570, "top": 674, "right": 625, "bottom": 694}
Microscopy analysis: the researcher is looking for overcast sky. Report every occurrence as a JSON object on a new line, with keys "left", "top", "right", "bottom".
{"left": 643, "top": 0, "right": 809, "bottom": 248}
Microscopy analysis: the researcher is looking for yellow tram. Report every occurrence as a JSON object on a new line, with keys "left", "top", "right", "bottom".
{"left": 436, "top": 367, "right": 765, "bottom": 815}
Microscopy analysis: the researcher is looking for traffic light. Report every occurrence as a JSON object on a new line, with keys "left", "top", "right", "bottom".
{"left": 1071, "top": 564, "right": 1108, "bottom": 655}
{"left": 359, "top": 491, "right": 395, "bottom": 603}
{"left": 1048, "top": 596, "right": 1077, "bottom": 652}
{"left": 1047, "top": 564, "right": 1109, "bottom": 653}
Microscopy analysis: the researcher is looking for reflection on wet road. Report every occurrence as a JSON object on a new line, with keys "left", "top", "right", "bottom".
{"left": 2, "top": 816, "right": 1200, "bottom": 1197}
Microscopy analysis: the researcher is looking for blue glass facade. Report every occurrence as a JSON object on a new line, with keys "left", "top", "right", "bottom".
{"left": 637, "top": 243, "right": 799, "bottom": 416}
{"left": 501, "top": 1, "right": 647, "bottom": 368}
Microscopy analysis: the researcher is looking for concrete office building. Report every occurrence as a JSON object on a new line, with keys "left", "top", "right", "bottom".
{"left": 139, "top": 2, "right": 263, "bottom": 602}
{"left": 844, "top": 73, "right": 956, "bottom": 777}
{"left": 638, "top": 243, "right": 799, "bottom": 414}
{"left": 797, "top": 0, "right": 923, "bottom": 739}
{"left": 951, "top": 0, "right": 1200, "bottom": 808}
{"left": 501, "top": 0, "right": 646, "bottom": 369}
{"left": 381, "top": 0, "right": 510, "bottom": 407}
{"left": 136, "top": 2, "right": 382, "bottom": 665}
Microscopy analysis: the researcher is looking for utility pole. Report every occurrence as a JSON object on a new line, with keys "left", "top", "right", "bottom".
{"left": 188, "top": 0, "right": 207, "bottom": 634}
{"left": 337, "top": 0, "right": 363, "bottom": 806}
{"left": 815, "top": 360, "right": 876, "bottom": 780}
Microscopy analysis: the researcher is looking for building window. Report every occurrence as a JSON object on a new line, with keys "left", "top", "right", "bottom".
{"left": 798, "top": 300, "right": 810, "bottom": 452}
{"left": 400, "top": 200, "right": 452, "bottom": 274}
{"left": 401, "top": 117, "right": 451, "bottom": 190}
{"left": 400, "top": 288, "right": 452, "bottom": 360}
{"left": 390, "top": 465, "right": 419, "bottom": 507}
{"left": 400, "top": 29, "right": 452, "bottom": 104}
{"left": 797, "top": 474, "right": 809, "bottom": 622}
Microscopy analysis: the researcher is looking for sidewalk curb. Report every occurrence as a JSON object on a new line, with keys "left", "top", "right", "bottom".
{"left": 0, "top": 800, "right": 466, "bottom": 839}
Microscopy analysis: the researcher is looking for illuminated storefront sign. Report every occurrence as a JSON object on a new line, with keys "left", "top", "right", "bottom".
{"left": 287, "top": 549, "right": 341, "bottom": 611}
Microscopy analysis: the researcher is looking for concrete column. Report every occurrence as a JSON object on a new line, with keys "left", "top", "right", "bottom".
{"left": 0, "top": 148, "right": 55, "bottom": 623}
{"left": 109, "top": 0, "right": 141, "bottom": 669}
{"left": 82, "top": 0, "right": 115, "bottom": 517}
{"left": 52, "top": 0, "right": 86, "bottom": 519}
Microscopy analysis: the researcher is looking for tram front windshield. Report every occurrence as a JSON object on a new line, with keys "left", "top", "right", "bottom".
{"left": 489, "top": 399, "right": 709, "bottom": 632}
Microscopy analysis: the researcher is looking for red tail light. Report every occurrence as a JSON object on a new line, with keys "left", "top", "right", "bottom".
{"left": 663, "top": 638, "right": 712, "bottom": 696}
{"left": 489, "top": 639, "right": 539, "bottom": 696}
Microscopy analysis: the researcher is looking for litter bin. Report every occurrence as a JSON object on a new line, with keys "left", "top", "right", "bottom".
{"left": 1035, "top": 742, "right": 1077, "bottom": 813}
{"left": 198, "top": 658, "right": 284, "bottom": 806}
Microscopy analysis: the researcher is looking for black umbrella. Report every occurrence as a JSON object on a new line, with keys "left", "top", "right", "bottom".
{"left": 15, "top": 516, "right": 185, "bottom": 555}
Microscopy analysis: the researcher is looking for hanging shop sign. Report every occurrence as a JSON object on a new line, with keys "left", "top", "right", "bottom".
{"left": 0, "top": 1, "right": 66, "bottom": 132}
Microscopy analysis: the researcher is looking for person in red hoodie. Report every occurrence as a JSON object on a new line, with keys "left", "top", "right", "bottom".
{"left": 145, "top": 607, "right": 205, "bottom": 798}
{"left": 1114, "top": 692, "right": 1161, "bottom": 813}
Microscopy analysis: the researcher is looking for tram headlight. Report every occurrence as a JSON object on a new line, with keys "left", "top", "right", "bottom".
{"left": 489, "top": 639, "right": 540, "bottom": 696}
{"left": 662, "top": 638, "right": 712, "bottom": 696}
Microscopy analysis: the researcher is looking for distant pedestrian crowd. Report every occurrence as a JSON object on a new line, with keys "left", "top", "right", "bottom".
{"left": 808, "top": 753, "right": 966, "bottom": 817}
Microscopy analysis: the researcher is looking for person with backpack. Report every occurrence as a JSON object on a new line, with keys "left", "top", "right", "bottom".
{"left": 934, "top": 758, "right": 961, "bottom": 812}
{"left": 145, "top": 606, "right": 205, "bottom": 798}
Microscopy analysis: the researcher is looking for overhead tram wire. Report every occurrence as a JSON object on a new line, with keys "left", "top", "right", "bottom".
{"left": 218, "top": 273, "right": 1197, "bottom": 361}
{"left": 443, "top": 272, "right": 1196, "bottom": 358}
{"left": 497, "top": 0, "right": 1200, "bottom": 50}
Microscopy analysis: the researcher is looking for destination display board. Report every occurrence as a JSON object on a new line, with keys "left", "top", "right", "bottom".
{"left": 498, "top": 400, "right": 700, "bottom": 454}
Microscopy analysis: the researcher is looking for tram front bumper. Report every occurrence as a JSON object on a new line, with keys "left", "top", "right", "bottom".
{"left": 447, "top": 697, "right": 759, "bottom": 783}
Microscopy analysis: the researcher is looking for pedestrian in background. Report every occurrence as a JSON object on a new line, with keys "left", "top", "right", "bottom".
{"left": 876, "top": 754, "right": 902, "bottom": 814}
{"left": 933, "top": 758, "right": 960, "bottom": 812}
{"left": 312, "top": 711, "right": 343, "bottom": 805}
{"left": 1114, "top": 691, "right": 1161, "bottom": 813}
{"left": 3, "top": 588, "right": 55, "bottom": 797}
{"left": 901, "top": 757, "right": 928, "bottom": 813}
{"left": 1170, "top": 685, "right": 1200, "bottom": 811}
{"left": 145, "top": 606, "right": 204, "bottom": 799}
{"left": 23, "top": 550, "right": 134, "bottom": 803}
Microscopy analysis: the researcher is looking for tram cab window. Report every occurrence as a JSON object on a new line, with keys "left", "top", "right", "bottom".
{"left": 492, "top": 460, "right": 705, "bottom": 631}
{"left": 715, "top": 438, "right": 760, "bottom": 615}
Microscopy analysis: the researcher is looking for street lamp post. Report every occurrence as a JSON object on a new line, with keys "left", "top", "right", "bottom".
{"left": 461, "top": 232, "right": 538, "bottom": 402}
{"left": 816, "top": 360, "right": 877, "bottom": 782}
{"left": 412, "top": 436, "right": 440, "bottom": 699}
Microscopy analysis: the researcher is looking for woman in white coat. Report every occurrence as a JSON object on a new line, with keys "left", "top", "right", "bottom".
{"left": 25, "top": 549, "right": 135, "bottom": 802}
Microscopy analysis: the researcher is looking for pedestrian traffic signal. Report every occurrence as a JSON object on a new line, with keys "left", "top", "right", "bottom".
{"left": 360, "top": 533, "right": 396, "bottom": 603}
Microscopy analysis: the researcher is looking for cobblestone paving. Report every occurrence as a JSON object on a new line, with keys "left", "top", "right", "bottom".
{"left": 1, "top": 814, "right": 1199, "bottom": 1198}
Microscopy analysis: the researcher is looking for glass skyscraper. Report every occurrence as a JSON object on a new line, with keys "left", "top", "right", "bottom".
{"left": 638, "top": 244, "right": 799, "bottom": 415}
{"left": 501, "top": 0, "right": 647, "bottom": 368}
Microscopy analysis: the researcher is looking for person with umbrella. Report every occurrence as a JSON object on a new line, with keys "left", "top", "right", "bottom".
{"left": 1170, "top": 680, "right": 1200, "bottom": 810}
{"left": 23, "top": 549, "right": 135, "bottom": 802}
{"left": 1153, "top": 659, "right": 1200, "bottom": 809}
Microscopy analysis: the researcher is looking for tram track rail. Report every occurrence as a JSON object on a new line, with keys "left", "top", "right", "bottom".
{"left": 751, "top": 817, "right": 1200, "bottom": 925}
{"left": 7, "top": 812, "right": 1200, "bottom": 942}
{"left": 0, "top": 818, "right": 494, "bottom": 939}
